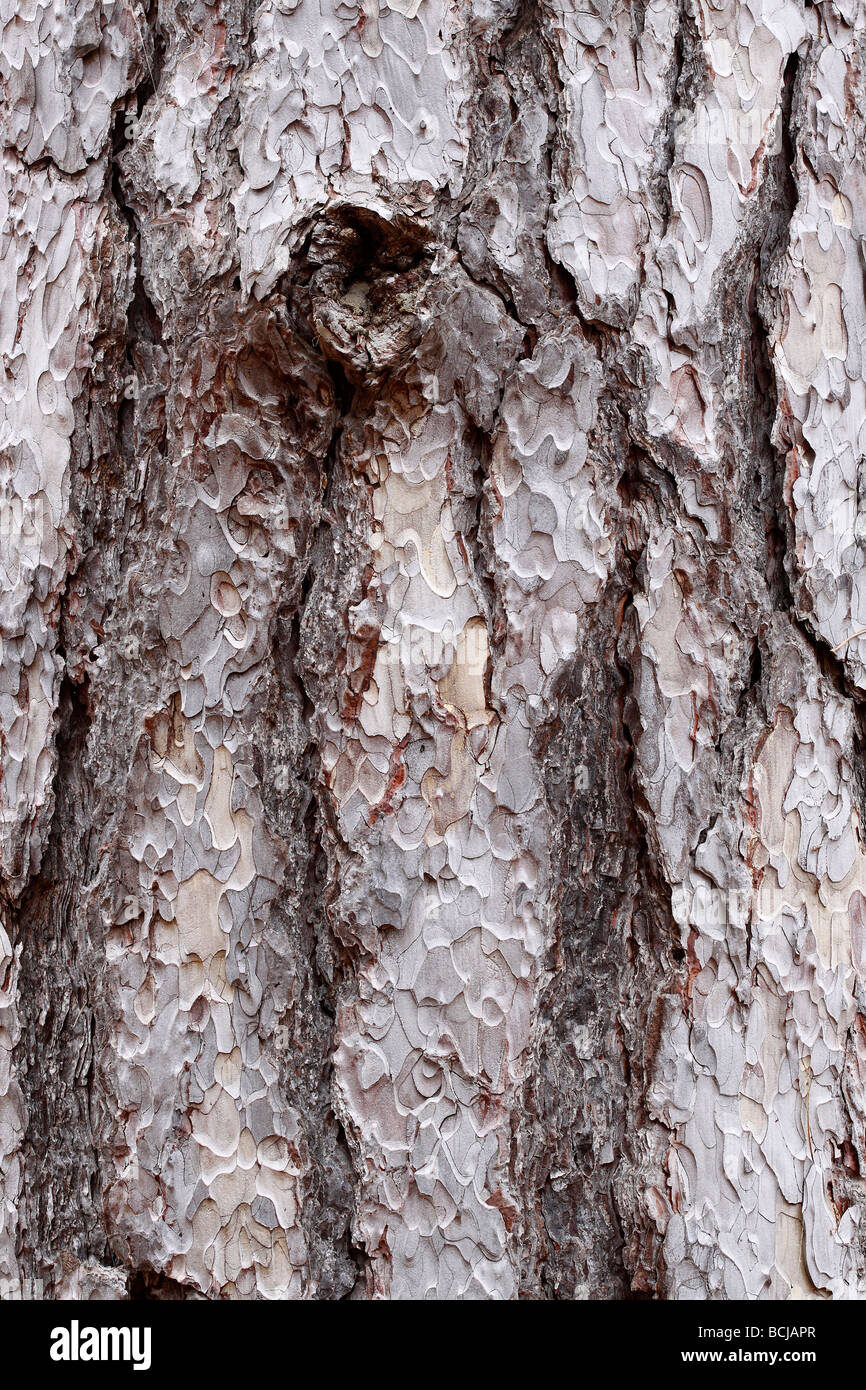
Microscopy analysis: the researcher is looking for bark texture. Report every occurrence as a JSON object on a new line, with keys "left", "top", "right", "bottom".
{"left": 2, "top": 0, "right": 866, "bottom": 1301}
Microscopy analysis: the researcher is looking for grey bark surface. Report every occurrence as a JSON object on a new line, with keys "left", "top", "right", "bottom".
{"left": 2, "top": 0, "right": 866, "bottom": 1300}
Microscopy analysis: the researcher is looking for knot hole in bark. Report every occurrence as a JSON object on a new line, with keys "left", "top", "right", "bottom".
{"left": 298, "top": 203, "right": 435, "bottom": 385}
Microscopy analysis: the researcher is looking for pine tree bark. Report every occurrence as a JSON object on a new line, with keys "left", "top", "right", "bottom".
{"left": 2, "top": 0, "right": 866, "bottom": 1300}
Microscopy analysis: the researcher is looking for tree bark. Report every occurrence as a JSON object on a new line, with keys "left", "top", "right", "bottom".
{"left": 2, "top": 0, "right": 866, "bottom": 1300}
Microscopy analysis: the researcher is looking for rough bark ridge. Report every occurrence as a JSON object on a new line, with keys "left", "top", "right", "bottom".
{"left": 2, "top": 0, "right": 866, "bottom": 1300}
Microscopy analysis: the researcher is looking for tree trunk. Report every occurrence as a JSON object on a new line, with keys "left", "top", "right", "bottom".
{"left": 2, "top": 0, "right": 866, "bottom": 1301}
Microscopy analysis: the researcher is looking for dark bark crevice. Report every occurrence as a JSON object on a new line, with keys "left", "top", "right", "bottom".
{"left": 251, "top": 594, "right": 364, "bottom": 1299}
{"left": 12, "top": 672, "right": 107, "bottom": 1289}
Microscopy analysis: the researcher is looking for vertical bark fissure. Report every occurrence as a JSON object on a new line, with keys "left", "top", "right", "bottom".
{"left": 13, "top": 673, "right": 105, "bottom": 1286}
